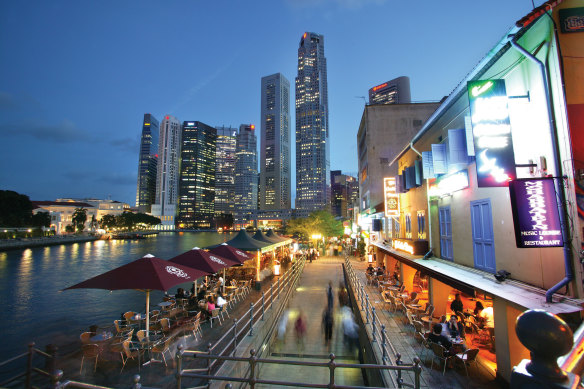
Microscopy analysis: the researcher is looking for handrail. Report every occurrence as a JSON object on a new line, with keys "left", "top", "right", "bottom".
{"left": 0, "top": 342, "right": 58, "bottom": 389}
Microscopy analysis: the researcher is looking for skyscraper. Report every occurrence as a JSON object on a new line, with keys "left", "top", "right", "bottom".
{"left": 151, "top": 115, "right": 181, "bottom": 229}
{"left": 331, "top": 170, "right": 359, "bottom": 219}
{"left": 368, "top": 76, "right": 411, "bottom": 105}
{"left": 215, "top": 126, "right": 237, "bottom": 217}
{"left": 177, "top": 121, "right": 217, "bottom": 229}
{"left": 260, "top": 73, "right": 291, "bottom": 210}
{"left": 135, "top": 113, "right": 159, "bottom": 213}
{"left": 295, "top": 32, "right": 329, "bottom": 215}
{"left": 234, "top": 124, "right": 258, "bottom": 226}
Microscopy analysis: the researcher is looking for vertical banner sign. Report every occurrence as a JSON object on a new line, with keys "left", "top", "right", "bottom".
{"left": 384, "top": 177, "right": 399, "bottom": 217}
{"left": 467, "top": 79, "right": 516, "bottom": 187}
{"left": 509, "top": 178, "right": 564, "bottom": 248}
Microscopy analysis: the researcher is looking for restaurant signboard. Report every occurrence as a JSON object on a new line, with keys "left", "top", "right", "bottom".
{"left": 509, "top": 178, "right": 564, "bottom": 248}
{"left": 384, "top": 177, "right": 399, "bottom": 217}
{"left": 467, "top": 79, "right": 516, "bottom": 187}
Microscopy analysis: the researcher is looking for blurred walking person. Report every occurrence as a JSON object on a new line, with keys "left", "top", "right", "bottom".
{"left": 322, "top": 307, "right": 334, "bottom": 348}
{"left": 294, "top": 310, "right": 307, "bottom": 357}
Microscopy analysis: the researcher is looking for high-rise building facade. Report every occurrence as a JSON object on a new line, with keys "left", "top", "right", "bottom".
{"left": 135, "top": 113, "right": 159, "bottom": 213}
{"left": 368, "top": 76, "right": 411, "bottom": 105}
{"left": 331, "top": 170, "right": 359, "bottom": 219}
{"left": 215, "top": 126, "right": 237, "bottom": 217}
{"left": 295, "top": 32, "right": 330, "bottom": 215}
{"left": 234, "top": 124, "right": 258, "bottom": 226}
{"left": 177, "top": 121, "right": 217, "bottom": 229}
{"left": 151, "top": 115, "right": 181, "bottom": 229}
{"left": 260, "top": 73, "right": 291, "bottom": 210}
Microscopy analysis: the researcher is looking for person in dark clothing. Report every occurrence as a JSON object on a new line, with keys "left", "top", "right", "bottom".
{"left": 427, "top": 323, "right": 452, "bottom": 350}
{"left": 326, "top": 281, "right": 334, "bottom": 310}
{"left": 322, "top": 308, "right": 334, "bottom": 346}
{"left": 447, "top": 315, "right": 464, "bottom": 337}
{"left": 450, "top": 293, "right": 463, "bottom": 313}
{"left": 197, "top": 287, "right": 207, "bottom": 301}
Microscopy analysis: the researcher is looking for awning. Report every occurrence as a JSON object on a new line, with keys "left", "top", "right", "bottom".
{"left": 373, "top": 242, "right": 583, "bottom": 315}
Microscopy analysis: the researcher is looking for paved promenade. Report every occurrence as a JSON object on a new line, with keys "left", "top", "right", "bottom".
{"left": 257, "top": 256, "right": 364, "bottom": 387}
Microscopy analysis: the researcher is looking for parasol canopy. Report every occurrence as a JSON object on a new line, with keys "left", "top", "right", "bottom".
{"left": 208, "top": 243, "right": 251, "bottom": 265}
{"left": 221, "top": 229, "right": 270, "bottom": 252}
{"left": 169, "top": 247, "right": 240, "bottom": 274}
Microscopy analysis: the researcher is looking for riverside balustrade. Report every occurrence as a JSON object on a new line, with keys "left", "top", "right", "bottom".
{"left": 0, "top": 342, "right": 58, "bottom": 388}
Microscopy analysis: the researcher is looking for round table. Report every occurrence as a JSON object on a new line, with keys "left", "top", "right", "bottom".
{"left": 90, "top": 332, "right": 113, "bottom": 342}
{"left": 158, "top": 301, "right": 173, "bottom": 308}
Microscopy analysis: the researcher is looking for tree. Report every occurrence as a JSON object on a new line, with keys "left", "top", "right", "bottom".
{"left": 65, "top": 224, "right": 75, "bottom": 233}
{"left": 285, "top": 210, "right": 343, "bottom": 240}
{"left": 72, "top": 208, "right": 87, "bottom": 233}
{"left": 0, "top": 190, "right": 33, "bottom": 227}
{"left": 31, "top": 211, "right": 51, "bottom": 228}
{"left": 115, "top": 212, "right": 134, "bottom": 231}
{"left": 100, "top": 214, "right": 116, "bottom": 230}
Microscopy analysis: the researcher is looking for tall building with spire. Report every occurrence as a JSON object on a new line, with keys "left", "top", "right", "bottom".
{"left": 260, "top": 73, "right": 291, "bottom": 210}
{"left": 295, "top": 32, "right": 329, "bottom": 216}
{"left": 177, "top": 121, "right": 216, "bottom": 229}
{"left": 135, "top": 113, "right": 159, "bottom": 213}
{"left": 151, "top": 115, "right": 181, "bottom": 229}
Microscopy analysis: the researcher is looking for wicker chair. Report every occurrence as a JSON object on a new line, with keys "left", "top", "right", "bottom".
{"left": 150, "top": 336, "right": 174, "bottom": 367}
{"left": 80, "top": 344, "right": 100, "bottom": 374}
{"left": 80, "top": 332, "right": 92, "bottom": 344}
{"left": 430, "top": 342, "right": 453, "bottom": 375}
{"left": 455, "top": 348, "right": 480, "bottom": 376}
{"left": 209, "top": 308, "right": 222, "bottom": 328}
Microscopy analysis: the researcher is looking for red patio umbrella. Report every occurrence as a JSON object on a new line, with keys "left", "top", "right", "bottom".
{"left": 64, "top": 254, "right": 207, "bottom": 334}
{"left": 169, "top": 247, "right": 240, "bottom": 295}
{"left": 208, "top": 243, "right": 251, "bottom": 265}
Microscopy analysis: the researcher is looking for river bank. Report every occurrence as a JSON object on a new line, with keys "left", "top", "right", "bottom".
{"left": 0, "top": 235, "right": 101, "bottom": 251}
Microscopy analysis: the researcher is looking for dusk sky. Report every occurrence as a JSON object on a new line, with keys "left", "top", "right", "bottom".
{"left": 0, "top": 0, "right": 544, "bottom": 206}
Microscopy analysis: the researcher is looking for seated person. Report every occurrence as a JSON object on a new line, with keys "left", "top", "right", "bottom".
{"left": 447, "top": 315, "right": 464, "bottom": 337}
{"left": 197, "top": 287, "right": 207, "bottom": 302}
{"left": 450, "top": 294, "right": 463, "bottom": 314}
{"left": 474, "top": 301, "right": 484, "bottom": 316}
{"left": 175, "top": 287, "right": 186, "bottom": 299}
{"left": 366, "top": 264, "right": 374, "bottom": 275}
{"left": 479, "top": 306, "right": 494, "bottom": 328}
{"left": 216, "top": 291, "right": 227, "bottom": 311}
{"left": 428, "top": 323, "right": 452, "bottom": 350}
{"left": 438, "top": 315, "right": 450, "bottom": 338}
{"left": 376, "top": 267, "right": 384, "bottom": 276}
{"left": 205, "top": 296, "right": 216, "bottom": 313}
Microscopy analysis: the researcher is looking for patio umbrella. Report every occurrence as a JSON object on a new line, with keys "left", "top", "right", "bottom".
{"left": 266, "top": 229, "right": 292, "bottom": 243}
{"left": 208, "top": 243, "right": 251, "bottom": 265}
{"left": 169, "top": 247, "right": 240, "bottom": 295}
{"left": 64, "top": 254, "right": 207, "bottom": 335}
{"left": 220, "top": 229, "right": 269, "bottom": 252}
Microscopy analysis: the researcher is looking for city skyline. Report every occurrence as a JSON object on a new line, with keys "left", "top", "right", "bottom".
{"left": 0, "top": 0, "right": 546, "bottom": 205}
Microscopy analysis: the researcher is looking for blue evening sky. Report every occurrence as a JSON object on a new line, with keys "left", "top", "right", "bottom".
{"left": 0, "top": 0, "right": 543, "bottom": 206}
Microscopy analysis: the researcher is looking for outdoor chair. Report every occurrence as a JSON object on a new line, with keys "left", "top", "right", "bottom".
{"left": 219, "top": 303, "right": 230, "bottom": 321}
{"left": 381, "top": 291, "right": 395, "bottom": 312}
{"left": 80, "top": 332, "right": 92, "bottom": 344}
{"left": 109, "top": 330, "right": 135, "bottom": 371}
{"left": 430, "top": 342, "right": 453, "bottom": 375}
{"left": 120, "top": 339, "right": 142, "bottom": 372}
{"left": 455, "top": 348, "right": 480, "bottom": 376}
{"left": 209, "top": 308, "right": 222, "bottom": 328}
{"left": 470, "top": 322, "right": 491, "bottom": 346}
{"left": 413, "top": 320, "right": 424, "bottom": 342}
{"left": 420, "top": 334, "right": 432, "bottom": 363}
{"left": 150, "top": 336, "right": 174, "bottom": 367}
{"left": 80, "top": 344, "right": 100, "bottom": 374}
{"left": 226, "top": 292, "right": 236, "bottom": 309}
{"left": 114, "top": 320, "right": 132, "bottom": 337}
{"left": 159, "top": 317, "right": 171, "bottom": 334}
{"left": 123, "top": 311, "right": 137, "bottom": 324}
{"left": 179, "top": 316, "right": 199, "bottom": 340}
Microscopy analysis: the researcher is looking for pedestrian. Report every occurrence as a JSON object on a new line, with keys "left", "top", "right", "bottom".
{"left": 294, "top": 310, "right": 307, "bottom": 356}
{"left": 326, "top": 281, "right": 334, "bottom": 310}
{"left": 322, "top": 307, "right": 333, "bottom": 347}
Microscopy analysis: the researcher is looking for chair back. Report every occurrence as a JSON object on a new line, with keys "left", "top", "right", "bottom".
{"left": 136, "top": 330, "right": 148, "bottom": 343}
{"left": 399, "top": 285, "right": 406, "bottom": 293}
{"left": 122, "top": 339, "right": 134, "bottom": 359}
{"left": 82, "top": 344, "right": 99, "bottom": 358}
{"left": 410, "top": 292, "right": 418, "bottom": 301}
{"left": 428, "top": 305, "right": 435, "bottom": 317}
{"left": 431, "top": 342, "right": 447, "bottom": 358}
{"left": 211, "top": 308, "right": 220, "bottom": 318}
{"left": 413, "top": 320, "right": 423, "bottom": 333}
{"left": 160, "top": 318, "right": 171, "bottom": 331}
{"left": 80, "top": 332, "right": 92, "bottom": 344}
{"left": 123, "top": 311, "right": 136, "bottom": 322}
{"left": 465, "top": 348, "right": 480, "bottom": 361}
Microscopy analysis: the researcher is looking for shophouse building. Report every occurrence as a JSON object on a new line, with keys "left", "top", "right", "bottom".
{"left": 370, "top": 1, "right": 584, "bottom": 383}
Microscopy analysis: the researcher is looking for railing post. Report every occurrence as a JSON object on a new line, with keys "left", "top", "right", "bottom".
{"left": 360, "top": 285, "right": 364, "bottom": 310}
{"left": 25, "top": 342, "right": 34, "bottom": 389}
{"left": 261, "top": 292, "right": 265, "bottom": 321}
{"left": 45, "top": 344, "right": 58, "bottom": 377}
{"left": 206, "top": 343, "right": 212, "bottom": 389}
{"left": 277, "top": 277, "right": 281, "bottom": 299}
{"left": 176, "top": 344, "right": 183, "bottom": 389}
{"left": 270, "top": 283, "right": 273, "bottom": 309}
{"left": 249, "top": 349, "right": 257, "bottom": 389}
{"left": 413, "top": 357, "right": 422, "bottom": 389}
{"left": 372, "top": 307, "right": 377, "bottom": 342}
{"left": 328, "top": 353, "right": 336, "bottom": 388}
{"left": 396, "top": 353, "right": 403, "bottom": 388}
{"left": 132, "top": 374, "right": 142, "bottom": 389}
{"left": 249, "top": 303, "right": 254, "bottom": 336}
{"left": 366, "top": 295, "right": 370, "bottom": 324}
{"left": 381, "top": 324, "right": 387, "bottom": 363}
{"left": 50, "top": 369, "right": 63, "bottom": 389}
{"left": 232, "top": 318, "right": 238, "bottom": 356}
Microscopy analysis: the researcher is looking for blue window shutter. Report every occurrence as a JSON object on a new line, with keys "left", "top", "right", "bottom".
{"left": 405, "top": 167, "right": 412, "bottom": 190}
{"left": 422, "top": 151, "right": 435, "bottom": 179}
{"left": 415, "top": 160, "right": 423, "bottom": 186}
{"left": 432, "top": 144, "right": 447, "bottom": 175}
{"left": 448, "top": 128, "right": 468, "bottom": 167}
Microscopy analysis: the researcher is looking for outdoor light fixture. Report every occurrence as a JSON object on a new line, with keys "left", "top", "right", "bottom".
{"left": 494, "top": 270, "right": 511, "bottom": 282}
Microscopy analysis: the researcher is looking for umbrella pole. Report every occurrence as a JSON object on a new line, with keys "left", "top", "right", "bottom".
{"left": 145, "top": 290, "right": 150, "bottom": 338}
{"left": 194, "top": 280, "right": 197, "bottom": 297}
{"left": 223, "top": 268, "right": 226, "bottom": 295}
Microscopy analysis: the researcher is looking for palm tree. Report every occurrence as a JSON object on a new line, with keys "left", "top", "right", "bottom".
{"left": 72, "top": 208, "right": 87, "bottom": 233}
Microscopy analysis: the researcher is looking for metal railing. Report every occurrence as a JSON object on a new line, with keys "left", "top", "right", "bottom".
{"left": 343, "top": 256, "right": 421, "bottom": 389}
{"left": 176, "top": 347, "right": 421, "bottom": 389}
{"left": 0, "top": 342, "right": 58, "bottom": 388}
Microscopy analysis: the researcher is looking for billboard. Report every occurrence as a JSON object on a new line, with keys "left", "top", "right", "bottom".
{"left": 467, "top": 79, "right": 516, "bottom": 187}
{"left": 509, "top": 178, "right": 564, "bottom": 248}
{"left": 384, "top": 177, "right": 399, "bottom": 217}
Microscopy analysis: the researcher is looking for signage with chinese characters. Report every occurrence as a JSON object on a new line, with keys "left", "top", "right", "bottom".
{"left": 559, "top": 7, "right": 584, "bottom": 33}
{"left": 509, "top": 178, "right": 564, "bottom": 248}
{"left": 468, "top": 79, "right": 516, "bottom": 187}
{"left": 384, "top": 177, "right": 400, "bottom": 217}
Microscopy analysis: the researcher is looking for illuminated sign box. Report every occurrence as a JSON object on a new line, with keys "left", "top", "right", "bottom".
{"left": 384, "top": 177, "right": 399, "bottom": 217}
{"left": 509, "top": 178, "right": 564, "bottom": 248}
{"left": 429, "top": 170, "right": 469, "bottom": 198}
{"left": 467, "top": 79, "right": 516, "bottom": 187}
{"left": 392, "top": 239, "right": 429, "bottom": 255}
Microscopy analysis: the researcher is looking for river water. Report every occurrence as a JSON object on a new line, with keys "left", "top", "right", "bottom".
{"left": 0, "top": 232, "right": 234, "bottom": 358}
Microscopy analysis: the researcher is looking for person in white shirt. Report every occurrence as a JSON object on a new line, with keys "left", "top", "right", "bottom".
{"left": 216, "top": 291, "right": 227, "bottom": 310}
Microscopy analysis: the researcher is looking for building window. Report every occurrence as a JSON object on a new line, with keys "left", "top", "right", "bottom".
{"left": 417, "top": 210, "right": 426, "bottom": 240}
{"left": 405, "top": 214, "right": 412, "bottom": 239}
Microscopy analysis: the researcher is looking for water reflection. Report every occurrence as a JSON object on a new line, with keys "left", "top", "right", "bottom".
{"left": 0, "top": 232, "right": 233, "bottom": 357}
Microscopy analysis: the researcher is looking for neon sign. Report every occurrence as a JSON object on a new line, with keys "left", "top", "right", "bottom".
{"left": 373, "top": 83, "right": 388, "bottom": 92}
{"left": 384, "top": 177, "right": 399, "bottom": 217}
{"left": 393, "top": 239, "right": 414, "bottom": 255}
{"left": 429, "top": 170, "right": 469, "bottom": 198}
{"left": 468, "top": 79, "right": 516, "bottom": 187}
{"left": 509, "top": 178, "right": 564, "bottom": 248}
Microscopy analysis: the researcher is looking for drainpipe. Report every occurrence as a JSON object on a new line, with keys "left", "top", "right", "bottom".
{"left": 509, "top": 34, "right": 573, "bottom": 303}
{"left": 410, "top": 141, "right": 433, "bottom": 251}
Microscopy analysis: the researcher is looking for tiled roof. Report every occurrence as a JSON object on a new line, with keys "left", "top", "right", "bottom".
{"left": 33, "top": 201, "right": 95, "bottom": 208}
{"left": 516, "top": 0, "right": 563, "bottom": 28}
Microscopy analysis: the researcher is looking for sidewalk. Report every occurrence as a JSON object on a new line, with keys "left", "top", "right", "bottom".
{"left": 257, "top": 256, "right": 364, "bottom": 388}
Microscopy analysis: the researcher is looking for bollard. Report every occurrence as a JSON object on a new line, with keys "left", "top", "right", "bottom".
{"left": 207, "top": 343, "right": 212, "bottom": 389}
{"left": 249, "top": 303, "right": 254, "bottom": 336}
{"left": 176, "top": 344, "right": 184, "bottom": 388}
{"left": 233, "top": 318, "right": 238, "bottom": 356}
{"left": 249, "top": 349, "right": 257, "bottom": 389}
{"left": 45, "top": 344, "right": 58, "bottom": 377}
{"left": 26, "top": 342, "right": 34, "bottom": 389}
{"left": 396, "top": 353, "right": 403, "bottom": 387}
{"left": 50, "top": 370, "right": 63, "bottom": 389}
{"left": 372, "top": 307, "right": 377, "bottom": 342}
{"left": 360, "top": 285, "right": 364, "bottom": 310}
{"left": 132, "top": 374, "right": 142, "bottom": 389}
{"left": 381, "top": 324, "right": 387, "bottom": 363}
{"left": 261, "top": 292, "right": 265, "bottom": 320}
{"left": 413, "top": 357, "right": 422, "bottom": 389}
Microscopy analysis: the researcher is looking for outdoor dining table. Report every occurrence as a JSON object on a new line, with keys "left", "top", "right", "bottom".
{"left": 90, "top": 332, "right": 113, "bottom": 342}
{"left": 158, "top": 301, "right": 173, "bottom": 308}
